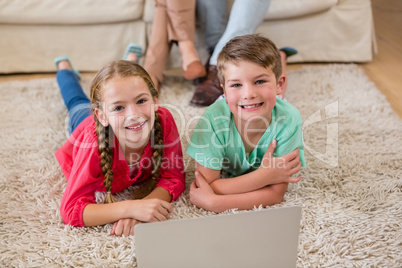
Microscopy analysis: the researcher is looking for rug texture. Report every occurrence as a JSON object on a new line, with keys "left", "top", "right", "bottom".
{"left": 0, "top": 65, "right": 401, "bottom": 267}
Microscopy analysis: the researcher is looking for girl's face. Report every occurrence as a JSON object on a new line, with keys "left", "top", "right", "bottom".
{"left": 95, "top": 76, "right": 158, "bottom": 152}
{"left": 222, "top": 60, "right": 284, "bottom": 129}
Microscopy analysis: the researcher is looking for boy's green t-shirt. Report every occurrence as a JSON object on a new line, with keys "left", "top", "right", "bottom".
{"left": 186, "top": 99, "right": 306, "bottom": 176}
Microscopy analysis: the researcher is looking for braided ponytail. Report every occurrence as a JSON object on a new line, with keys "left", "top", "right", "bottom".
{"left": 94, "top": 117, "right": 116, "bottom": 204}
{"left": 132, "top": 111, "right": 164, "bottom": 199}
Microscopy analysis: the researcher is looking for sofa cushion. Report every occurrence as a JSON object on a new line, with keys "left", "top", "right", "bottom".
{"left": 266, "top": 0, "right": 338, "bottom": 20}
{"left": 0, "top": 0, "right": 144, "bottom": 24}
{"left": 145, "top": 0, "right": 339, "bottom": 23}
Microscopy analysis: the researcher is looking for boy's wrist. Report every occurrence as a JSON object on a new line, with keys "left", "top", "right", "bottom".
{"left": 254, "top": 167, "right": 272, "bottom": 187}
{"left": 208, "top": 194, "right": 225, "bottom": 213}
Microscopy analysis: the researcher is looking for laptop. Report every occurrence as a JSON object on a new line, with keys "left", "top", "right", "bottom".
{"left": 134, "top": 206, "right": 302, "bottom": 268}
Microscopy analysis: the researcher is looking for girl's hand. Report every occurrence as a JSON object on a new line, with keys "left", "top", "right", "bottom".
{"left": 190, "top": 171, "right": 218, "bottom": 211}
{"left": 111, "top": 218, "right": 141, "bottom": 237}
{"left": 130, "top": 199, "right": 173, "bottom": 223}
{"left": 259, "top": 140, "right": 302, "bottom": 185}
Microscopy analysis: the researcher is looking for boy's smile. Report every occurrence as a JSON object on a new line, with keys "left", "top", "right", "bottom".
{"left": 239, "top": 102, "right": 264, "bottom": 111}
{"left": 222, "top": 60, "right": 284, "bottom": 130}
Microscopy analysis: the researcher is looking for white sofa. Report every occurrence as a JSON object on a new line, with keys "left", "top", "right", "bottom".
{"left": 0, "top": 0, "right": 376, "bottom": 74}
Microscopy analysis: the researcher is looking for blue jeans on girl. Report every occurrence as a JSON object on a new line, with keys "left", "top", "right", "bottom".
{"left": 56, "top": 69, "right": 91, "bottom": 134}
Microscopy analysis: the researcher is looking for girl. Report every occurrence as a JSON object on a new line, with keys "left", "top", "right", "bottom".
{"left": 54, "top": 49, "right": 186, "bottom": 237}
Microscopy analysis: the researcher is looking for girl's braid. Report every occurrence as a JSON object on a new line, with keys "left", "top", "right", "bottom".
{"left": 132, "top": 111, "right": 164, "bottom": 199}
{"left": 94, "top": 117, "right": 116, "bottom": 204}
{"left": 151, "top": 111, "right": 164, "bottom": 179}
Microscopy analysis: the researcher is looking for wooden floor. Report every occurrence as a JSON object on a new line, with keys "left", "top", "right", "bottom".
{"left": 287, "top": 0, "right": 402, "bottom": 118}
{"left": 1, "top": 0, "right": 401, "bottom": 118}
{"left": 361, "top": 0, "right": 402, "bottom": 117}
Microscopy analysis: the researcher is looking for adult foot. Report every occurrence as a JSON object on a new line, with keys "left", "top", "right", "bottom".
{"left": 183, "top": 61, "right": 207, "bottom": 80}
{"left": 178, "top": 40, "right": 206, "bottom": 80}
{"left": 279, "top": 47, "right": 298, "bottom": 58}
{"left": 190, "top": 65, "right": 223, "bottom": 106}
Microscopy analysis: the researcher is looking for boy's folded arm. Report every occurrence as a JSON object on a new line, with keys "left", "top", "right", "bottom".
{"left": 207, "top": 167, "right": 298, "bottom": 195}
{"left": 212, "top": 183, "right": 289, "bottom": 212}
{"left": 208, "top": 168, "right": 269, "bottom": 195}
{"left": 195, "top": 162, "right": 261, "bottom": 195}
{"left": 195, "top": 162, "right": 221, "bottom": 184}
{"left": 196, "top": 145, "right": 301, "bottom": 195}
{"left": 190, "top": 171, "right": 289, "bottom": 213}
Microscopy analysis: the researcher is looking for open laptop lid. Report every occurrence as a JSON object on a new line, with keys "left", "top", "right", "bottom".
{"left": 135, "top": 206, "right": 302, "bottom": 268}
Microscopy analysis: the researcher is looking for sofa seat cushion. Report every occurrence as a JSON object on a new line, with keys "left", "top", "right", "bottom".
{"left": 266, "top": 0, "right": 338, "bottom": 20}
{"left": 144, "top": 0, "right": 339, "bottom": 22}
{"left": 223, "top": 0, "right": 339, "bottom": 20}
{"left": 0, "top": 0, "right": 144, "bottom": 25}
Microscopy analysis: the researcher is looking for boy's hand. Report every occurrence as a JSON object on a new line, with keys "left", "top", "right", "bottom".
{"left": 111, "top": 218, "right": 141, "bottom": 237}
{"left": 260, "top": 140, "right": 302, "bottom": 185}
{"left": 190, "top": 171, "right": 217, "bottom": 211}
{"left": 129, "top": 199, "right": 173, "bottom": 223}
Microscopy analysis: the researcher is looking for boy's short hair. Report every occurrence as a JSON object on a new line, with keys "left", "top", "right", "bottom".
{"left": 217, "top": 34, "right": 282, "bottom": 86}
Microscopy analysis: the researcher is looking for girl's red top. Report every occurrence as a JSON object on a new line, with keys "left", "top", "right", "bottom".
{"left": 55, "top": 107, "right": 186, "bottom": 227}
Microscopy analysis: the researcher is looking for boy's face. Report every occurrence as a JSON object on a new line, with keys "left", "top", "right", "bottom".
{"left": 222, "top": 60, "right": 285, "bottom": 126}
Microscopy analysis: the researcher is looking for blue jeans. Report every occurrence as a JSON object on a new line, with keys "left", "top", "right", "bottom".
{"left": 209, "top": 0, "right": 271, "bottom": 65}
{"left": 196, "top": 0, "right": 227, "bottom": 54}
{"left": 56, "top": 70, "right": 92, "bottom": 134}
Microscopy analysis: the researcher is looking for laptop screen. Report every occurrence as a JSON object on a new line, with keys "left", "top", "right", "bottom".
{"left": 135, "top": 206, "right": 301, "bottom": 268}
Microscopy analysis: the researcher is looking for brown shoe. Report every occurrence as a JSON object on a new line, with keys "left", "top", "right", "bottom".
{"left": 190, "top": 65, "right": 223, "bottom": 106}
{"left": 182, "top": 60, "right": 207, "bottom": 80}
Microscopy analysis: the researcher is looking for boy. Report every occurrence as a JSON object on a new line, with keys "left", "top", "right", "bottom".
{"left": 186, "top": 34, "right": 305, "bottom": 212}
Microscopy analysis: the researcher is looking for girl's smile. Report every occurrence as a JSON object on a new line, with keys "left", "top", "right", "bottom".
{"left": 125, "top": 120, "right": 148, "bottom": 131}
{"left": 95, "top": 75, "right": 158, "bottom": 155}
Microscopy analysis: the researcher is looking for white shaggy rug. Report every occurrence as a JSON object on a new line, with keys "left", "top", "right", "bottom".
{"left": 1, "top": 65, "right": 401, "bottom": 267}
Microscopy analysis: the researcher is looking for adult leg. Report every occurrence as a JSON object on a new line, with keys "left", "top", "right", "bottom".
{"left": 209, "top": 0, "right": 271, "bottom": 66}
{"left": 144, "top": 0, "right": 204, "bottom": 88}
{"left": 191, "top": 0, "right": 271, "bottom": 106}
{"left": 56, "top": 64, "right": 91, "bottom": 134}
{"left": 196, "top": 0, "right": 227, "bottom": 54}
{"left": 165, "top": 0, "right": 195, "bottom": 42}
{"left": 165, "top": 0, "right": 206, "bottom": 79}
{"left": 143, "top": 0, "right": 172, "bottom": 91}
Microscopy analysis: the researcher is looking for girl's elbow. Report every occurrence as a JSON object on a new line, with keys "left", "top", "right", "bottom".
{"left": 60, "top": 204, "right": 84, "bottom": 227}
{"left": 60, "top": 209, "right": 73, "bottom": 226}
